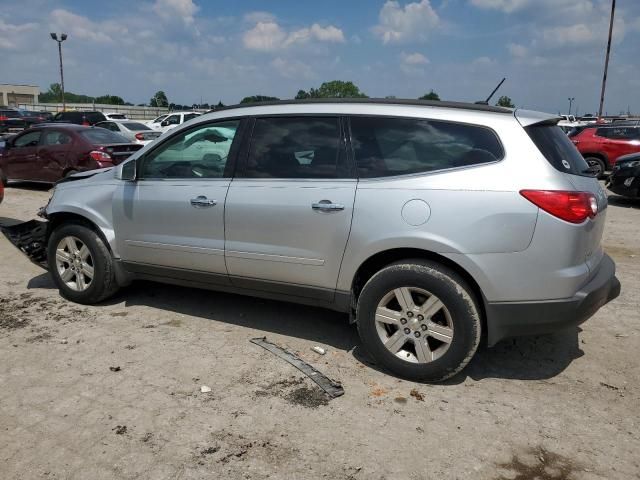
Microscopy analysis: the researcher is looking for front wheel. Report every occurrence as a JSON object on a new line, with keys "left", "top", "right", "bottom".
{"left": 356, "top": 260, "right": 481, "bottom": 382}
{"left": 47, "top": 223, "right": 119, "bottom": 304}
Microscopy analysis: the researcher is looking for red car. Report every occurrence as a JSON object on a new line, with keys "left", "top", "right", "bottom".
{"left": 571, "top": 124, "right": 640, "bottom": 176}
{"left": 0, "top": 124, "right": 142, "bottom": 184}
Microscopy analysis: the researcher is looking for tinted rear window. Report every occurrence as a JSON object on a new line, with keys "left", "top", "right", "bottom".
{"left": 351, "top": 116, "right": 504, "bottom": 178}
{"left": 108, "top": 114, "right": 127, "bottom": 119}
{"left": 122, "top": 122, "right": 150, "bottom": 131}
{"left": 80, "top": 129, "right": 129, "bottom": 144}
{"left": 1, "top": 110, "right": 21, "bottom": 118}
{"left": 526, "top": 124, "right": 590, "bottom": 176}
{"left": 84, "top": 112, "right": 106, "bottom": 123}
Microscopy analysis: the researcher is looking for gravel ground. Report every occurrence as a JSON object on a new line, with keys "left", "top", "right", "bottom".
{"left": 0, "top": 184, "right": 638, "bottom": 480}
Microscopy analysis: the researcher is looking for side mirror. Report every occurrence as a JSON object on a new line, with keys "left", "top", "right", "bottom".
{"left": 115, "top": 159, "right": 137, "bottom": 181}
{"left": 160, "top": 120, "right": 169, "bottom": 127}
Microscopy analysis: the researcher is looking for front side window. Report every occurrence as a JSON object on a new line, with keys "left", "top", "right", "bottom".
{"left": 14, "top": 131, "right": 41, "bottom": 148}
{"left": 244, "top": 117, "right": 344, "bottom": 179}
{"left": 166, "top": 115, "right": 180, "bottom": 125}
{"left": 351, "top": 116, "right": 503, "bottom": 178}
{"left": 43, "top": 130, "right": 72, "bottom": 146}
{"left": 141, "top": 120, "right": 240, "bottom": 179}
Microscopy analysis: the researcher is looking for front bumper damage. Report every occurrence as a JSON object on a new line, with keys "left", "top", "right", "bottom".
{"left": 0, "top": 220, "right": 49, "bottom": 268}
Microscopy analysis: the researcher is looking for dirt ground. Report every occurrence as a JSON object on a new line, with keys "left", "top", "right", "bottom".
{"left": 0, "top": 184, "right": 638, "bottom": 480}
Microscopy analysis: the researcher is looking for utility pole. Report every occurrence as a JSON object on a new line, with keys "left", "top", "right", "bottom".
{"left": 568, "top": 97, "right": 575, "bottom": 116}
{"left": 50, "top": 33, "right": 68, "bottom": 110}
{"left": 598, "top": 0, "right": 616, "bottom": 119}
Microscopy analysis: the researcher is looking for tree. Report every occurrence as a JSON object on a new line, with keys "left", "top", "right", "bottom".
{"left": 94, "top": 95, "right": 125, "bottom": 105}
{"left": 240, "top": 95, "right": 280, "bottom": 104}
{"left": 297, "top": 80, "right": 367, "bottom": 99}
{"left": 496, "top": 95, "right": 515, "bottom": 108}
{"left": 419, "top": 90, "right": 440, "bottom": 101}
{"left": 150, "top": 91, "right": 168, "bottom": 108}
{"left": 216, "top": 101, "right": 225, "bottom": 109}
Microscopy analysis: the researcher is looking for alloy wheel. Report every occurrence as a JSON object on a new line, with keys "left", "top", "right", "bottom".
{"left": 55, "top": 236, "right": 94, "bottom": 292}
{"left": 375, "top": 287, "right": 454, "bottom": 364}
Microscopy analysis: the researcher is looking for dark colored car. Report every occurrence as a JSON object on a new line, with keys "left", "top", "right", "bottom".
{"left": 571, "top": 125, "right": 640, "bottom": 176}
{"left": 52, "top": 111, "right": 107, "bottom": 126}
{"left": 0, "top": 124, "right": 143, "bottom": 184}
{"left": 0, "top": 109, "right": 27, "bottom": 134}
{"left": 606, "top": 152, "right": 640, "bottom": 198}
{"left": 18, "top": 110, "right": 52, "bottom": 126}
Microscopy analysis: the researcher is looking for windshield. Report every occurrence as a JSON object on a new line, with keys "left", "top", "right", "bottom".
{"left": 80, "top": 129, "right": 130, "bottom": 144}
{"left": 526, "top": 124, "right": 590, "bottom": 176}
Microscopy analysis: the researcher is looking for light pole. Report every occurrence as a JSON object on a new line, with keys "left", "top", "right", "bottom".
{"left": 598, "top": 0, "right": 616, "bottom": 119}
{"left": 50, "top": 33, "right": 68, "bottom": 111}
{"left": 568, "top": 97, "right": 575, "bottom": 116}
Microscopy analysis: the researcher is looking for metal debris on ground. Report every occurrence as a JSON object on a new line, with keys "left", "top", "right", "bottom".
{"left": 109, "top": 366, "right": 121, "bottom": 372}
{"left": 0, "top": 220, "right": 49, "bottom": 268}
{"left": 200, "top": 385, "right": 212, "bottom": 393}
{"left": 250, "top": 337, "right": 344, "bottom": 399}
{"left": 311, "top": 346, "right": 326, "bottom": 355}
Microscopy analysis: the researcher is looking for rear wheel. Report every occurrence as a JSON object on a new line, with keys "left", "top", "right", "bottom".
{"left": 356, "top": 260, "right": 481, "bottom": 382}
{"left": 47, "top": 223, "right": 119, "bottom": 304}
{"left": 585, "top": 157, "right": 606, "bottom": 178}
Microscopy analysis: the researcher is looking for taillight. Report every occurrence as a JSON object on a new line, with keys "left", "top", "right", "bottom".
{"left": 520, "top": 190, "right": 598, "bottom": 224}
{"left": 135, "top": 133, "right": 145, "bottom": 141}
{"left": 0, "top": 115, "right": 8, "bottom": 121}
{"left": 82, "top": 118, "right": 90, "bottom": 126}
{"left": 89, "top": 150, "right": 112, "bottom": 162}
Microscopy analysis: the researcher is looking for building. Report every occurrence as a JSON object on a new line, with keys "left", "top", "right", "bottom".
{"left": 0, "top": 84, "right": 39, "bottom": 107}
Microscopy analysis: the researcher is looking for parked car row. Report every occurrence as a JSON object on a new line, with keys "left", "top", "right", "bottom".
{"left": 570, "top": 123, "right": 640, "bottom": 176}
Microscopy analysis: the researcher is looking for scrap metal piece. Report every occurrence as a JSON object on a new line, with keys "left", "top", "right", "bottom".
{"left": 0, "top": 220, "right": 48, "bottom": 268}
{"left": 250, "top": 337, "right": 344, "bottom": 399}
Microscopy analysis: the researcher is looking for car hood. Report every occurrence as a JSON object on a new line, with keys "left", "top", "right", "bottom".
{"left": 616, "top": 152, "right": 640, "bottom": 164}
{"left": 55, "top": 167, "right": 114, "bottom": 187}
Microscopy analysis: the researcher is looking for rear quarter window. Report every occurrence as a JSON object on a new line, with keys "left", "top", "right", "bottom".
{"left": 350, "top": 116, "right": 504, "bottom": 178}
{"left": 80, "top": 129, "right": 129, "bottom": 144}
{"left": 525, "top": 124, "right": 589, "bottom": 176}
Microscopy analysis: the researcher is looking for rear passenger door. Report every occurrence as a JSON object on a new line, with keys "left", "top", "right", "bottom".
{"left": 38, "top": 129, "right": 73, "bottom": 182}
{"left": 225, "top": 116, "right": 355, "bottom": 300}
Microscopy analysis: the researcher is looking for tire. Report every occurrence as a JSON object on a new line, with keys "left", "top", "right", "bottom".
{"left": 584, "top": 157, "right": 606, "bottom": 178}
{"left": 47, "top": 223, "right": 119, "bottom": 304}
{"left": 356, "top": 260, "right": 481, "bottom": 382}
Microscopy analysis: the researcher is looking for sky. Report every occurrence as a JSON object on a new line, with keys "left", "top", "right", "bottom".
{"left": 1, "top": 0, "right": 639, "bottom": 115}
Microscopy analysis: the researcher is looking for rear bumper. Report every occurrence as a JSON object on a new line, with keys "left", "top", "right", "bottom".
{"left": 486, "top": 253, "right": 621, "bottom": 346}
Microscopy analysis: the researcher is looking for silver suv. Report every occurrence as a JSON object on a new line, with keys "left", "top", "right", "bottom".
{"left": 37, "top": 99, "right": 620, "bottom": 381}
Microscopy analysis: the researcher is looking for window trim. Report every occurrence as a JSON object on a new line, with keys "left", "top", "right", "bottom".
{"left": 234, "top": 114, "right": 355, "bottom": 181}
{"left": 136, "top": 117, "right": 248, "bottom": 181}
{"left": 346, "top": 114, "right": 505, "bottom": 181}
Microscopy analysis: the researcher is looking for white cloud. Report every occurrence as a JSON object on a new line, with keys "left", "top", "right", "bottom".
{"left": 242, "top": 22, "right": 287, "bottom": 51}
{"left": 469, "top": 0, "right": 529, "bottom": 13}
{"left": 243, "top": 11, "right": 277, "bottom": 24}
{"left": 540, "top": 17, "right": 626, "bottom": 48}
{"left": 153, "top": 0, "right": 199, "bottom": 25}
{"left": 49, "top": 9, "right": 113, "bottom": 44}
{"left": 472, "top": 56, "right": 496, "bottom": 66}
{"left": 0, "top": 19, "right": 38, "bottom": 50}
{"left": 243, "top": 21, "right": 345, "bottom": 52}
{"left": 508, "top": 42, "right": 527, "bottom": 58}
{"left": 372, "top": 0, "right": 440, "bottom": 44}
{"left": 401, "top": 52, "right": 429, "bottom": 65}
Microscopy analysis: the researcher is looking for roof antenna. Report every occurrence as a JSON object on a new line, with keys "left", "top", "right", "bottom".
{"left": 476, "top": 77, "right": 506, "bottom": 105}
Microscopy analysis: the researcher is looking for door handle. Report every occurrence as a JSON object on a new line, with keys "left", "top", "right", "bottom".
{"left": 190, "top": 196, "right": 217, "bottom": 208}
{"left": 312, "top": 200, "right": 345, "bottom": 212}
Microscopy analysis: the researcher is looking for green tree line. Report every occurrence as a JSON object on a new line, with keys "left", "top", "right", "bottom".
{"left": 40, "top": 81, "right": 515, "bottom": 109}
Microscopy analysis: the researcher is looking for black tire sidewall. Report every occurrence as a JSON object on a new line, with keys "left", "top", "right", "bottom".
{"left": 47, "top": 223, "right": 113, "bottom": 304}
{"left": 585, "top": 157, "right": 606, "bottom": 177}
{"left": 357, "top": 262, "right": 481, "bottom": 381}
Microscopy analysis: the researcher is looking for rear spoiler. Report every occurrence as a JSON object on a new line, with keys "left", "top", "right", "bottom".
{"left": 514, "top": 108, "right": 562, "bottom": 128}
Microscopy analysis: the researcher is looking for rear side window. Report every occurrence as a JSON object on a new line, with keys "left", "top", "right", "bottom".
{"left": 85, "top": 112, "right": 106, "bottom": 124}
{"left": 244, "top": 117, "right": 346, "bottom": 179}
{"left": 184, "top": 113, "right": 199, "bottom": 122}
{"left": 350, "top": 116, "right": 503, "bottom": 178}
{"left": 123, "top": 122, "right": 150, "bottom": 131}
{"left": 525, "top": 124, "right": 589, "bottom": 176}
{"left": 42, "top": 131, "right": 72, "bottom": 146}
{"left": 1, "top": 110, "right": 21, "bottom": 118}
{"left": 80, "top": 129, "right": 129, "bottom": 144}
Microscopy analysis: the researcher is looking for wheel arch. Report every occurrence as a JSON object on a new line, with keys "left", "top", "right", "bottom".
{"left": 350, "top": 248, "right": 487, "bottom": 334}
{"left": 47, "top": 211, "right": 114, "bottom": 256}
{"left": 582, "top": 152, "right": 610, "bottom": 168}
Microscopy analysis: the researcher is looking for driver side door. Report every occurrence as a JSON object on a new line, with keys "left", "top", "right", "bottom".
{"left": 113, "top": 119, "right": 245, "bottom": 281}
{"left": 3, "top": 130, "right": 42, "bottom": 181}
